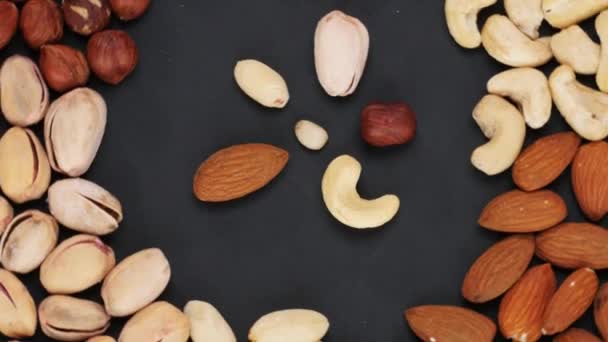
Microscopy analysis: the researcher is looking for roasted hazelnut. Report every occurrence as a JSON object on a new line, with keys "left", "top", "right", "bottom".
{"left": 40, "top": 44, "right": 90, "bottom": 92}
{"left": 361, "top": 102, "right": 417, "bottom": 147}
{"left": 87, "top": 30, "right": 138, "bottom": 84}
{"left": 20, "top": 0, "right": 63, "bottom": 49}
{"left": 110, "top": 0, "right": 150, "bottom": 20}
{"left": 63, "top": 0, "right": 111, "bottom": 36}
{"left": 0, "top": 1, "right": 18, "bottom": 50}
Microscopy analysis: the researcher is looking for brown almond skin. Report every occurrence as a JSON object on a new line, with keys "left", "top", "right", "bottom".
{"left": 405, "top": 305, "right": 496, "bottom": 342}
{"left": 0, "top": 1, "right": 18, "bottom": 50}
{"left": 499, "top": 264, "right": 556, "bottom": 342}
{"left": 193, "top": 143, "right": 289, "bottom": 202}
{"left": 536, "top": 222, "right": 608, "bottom": 269}
{"left": 555, "top": 328, "right": 602, "bottom": 342}
{"left": 478, "top": 189, "right": 567, "bottom": 233}
{"left": 462, "top": 234, "right": 535, "bottom": 303}
{"left": 63, "top": 0, "right": 111, "bottom": 36}
{"left": 572, "top": 141, "right": 608, "bottom": 221}
{"left": 595, "top": 283, "right": 608, "bottom": 341}
{"left": 20, "top": 0, "right": 63, "bottom": 49}
{"left": 39, "top": 44, "right": 90, "bottom": 93}
{"left": 87, "top": 30, "right": 138, "bottom": 85}
{"left": 110, "top": 0, "right": 150, "bottom": 20}
{"left": 360, "top": 102, "right": 416, "bottom": 147}
{"left": 542, "top": 268, "right": 598, "bottom": 335}
{"left": 513, "top": 132, "right": 580, "bottom": 191}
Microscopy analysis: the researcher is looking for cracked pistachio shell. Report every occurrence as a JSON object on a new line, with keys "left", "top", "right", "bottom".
{"left": 102, "top": 248, "right": 170, "bottom": 317}
{"left": 40, "top": 234, "right": 115, "bottom": 294}
{"left": 314, "top": 10, "right": 369, "bottom": 97}
{"left": 48, "top": 178, "right": 123, "bottom": 235}
{"left": 0, "top": 196, "right": 13, "bottom": 235}
{"left": 0, "top": 210, "right": 58, "bottom": 274}
{"left": 119, "top": 301, "right": 189, "bottom": 342}
{"left": 249, "top": 309, "right": 330, "bottom": 342}
{"left": 44, "top": 88, "right": 107, "bottom": 177}
{"left": 0, "top": 55, "right": 49, "bottom": 126}
{"left": 87, "top": 336, "right": 116, "bottom": 342}
{"left": 0, "top": 127, "right": 51, "bottom": 204}
{"left": 0, "top": 268, "right": 37, "bottom": 338}
{"left": 39, "top": 295, "right": 110, "bottom": 341}
{"left": 184, "top": 301, "right": 236, "bottom": 342}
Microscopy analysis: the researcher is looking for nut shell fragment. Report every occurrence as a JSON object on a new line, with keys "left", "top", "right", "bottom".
{"left": 119, "top": 301, "right": 189, "bottom": 342}
{"left": 48, "top": 178, "right": 123, "bottom": 235}
{"left": 314, "top": 10, "right": 369, "bottom": 96}
{"left": 249, "top": 309, "right": 329, "bottom": 342}
{"left": 40, "top": 234, "right": 115, "bottom": 294}
{"left": 102, "top": 248, "right": 171, "bottom": 317}
{"left": 39, "top": 295, "right": 110, "bottom": 341}
{"left": 0, "top": 210, "right": 58, "bottom": 274}
{"left": 0, "top": 268, "right": 37, "bottom": 338}
{"left": 44, "top": 87, "right": 107, "bottom": 176}
{"left": 0, "top": 127, "right": 51, "bottom": 203}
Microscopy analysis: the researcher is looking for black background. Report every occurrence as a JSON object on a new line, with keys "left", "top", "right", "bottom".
{"left": 0, "top": 0, "right": 605, "bottom": 341}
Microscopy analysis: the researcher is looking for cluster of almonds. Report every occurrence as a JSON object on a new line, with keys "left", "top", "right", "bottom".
{"left": 194, "top": 10, "right": 416, "bottom": 232}
{"left": 405, "top": 1, "right": 608, "bottom": 341}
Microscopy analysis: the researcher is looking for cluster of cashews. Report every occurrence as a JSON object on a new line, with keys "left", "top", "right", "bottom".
{"left": 446, "top": 0, "right": 608, "bottom": 175}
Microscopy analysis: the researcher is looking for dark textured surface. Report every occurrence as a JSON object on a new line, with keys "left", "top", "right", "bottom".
{"left": 0, "top": 0, "right": 604, "bottom": 341}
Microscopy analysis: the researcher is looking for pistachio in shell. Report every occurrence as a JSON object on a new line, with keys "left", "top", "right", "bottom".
{"left": 0, "top": 196, "right": 13, "bottom": 235}
{"left": 39, "top": 295, "right": 110, "bottom": 341}
{"left": 119, "top": 301, "right": 189, "bottom": 342}
{"left": 0, "top": 268, "right": 37, "bottom": 338}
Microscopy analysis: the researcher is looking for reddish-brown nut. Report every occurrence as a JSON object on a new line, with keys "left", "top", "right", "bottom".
{"left": 109, "top": 0, "right": 150, "bottom": 20}
{"left": 63, "top": 0, "right": 111, "bottom": 36}
{"left": 87, "top": 30, "right": 138, "bottom": 85}
{"left": 361, "top": 102, "right": 417, "bottom": 147}
{"left": 0, "top": 1, "right": 18, "bottom": 50}
{"left": 39, "top": 44, "right": 90, "bottom": 92}
{"left": 20, "top": 0, "right": 63, "bottom": 49}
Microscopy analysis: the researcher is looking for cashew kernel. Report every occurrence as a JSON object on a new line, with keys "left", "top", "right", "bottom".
{"left": 505, "top": 0, "right": 544, "bottom": 39}
{"left": 444, "top": 0, "right": 497, "bottom": 49}
{"left": 596, "top": 10, "right": 608, "bottom": 92}
{"left": 551, "top": 25, "right": 600, "bottom": 75}
{"left": 542, "top": 0, "right": 608, "bottom": 29}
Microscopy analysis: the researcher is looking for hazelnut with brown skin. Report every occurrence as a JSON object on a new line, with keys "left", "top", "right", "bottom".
{"left": 361, "top": 102, "right": 417, "bottom": 147}
{"left": 63, "top": 0, "right": 111, "bottom": 36}
{"left": 40, "top": 44, "right": 90, "bottom": 92}
{"left": 110, "top": 0, "right": 150, "bottom": 21}
{"left": 0, "top": 1, "right": 18, "bottom": 50}
{"left": 20, "top": 0, "right": 63, "bottom": 49}
{"left": 87, "top": 30, "right": 138, "bottom": 85}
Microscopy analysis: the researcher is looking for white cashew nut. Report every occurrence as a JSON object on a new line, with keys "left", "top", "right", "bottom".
{"left": 505, "top": 0, "right": 544, "bottom": 39}
{"left": 471, "top": 95, "right": 526, "bottom": 175}
{"left": 542, "top": 0, "right": 608, "bottom": 29}
{"left": 487, "top": 68, "right": 552, "bottom": 129}
{"left": 444, "top": 0, "right": 497, "bottom": 49}
{"left": 550, "top": 65, "right": 608, "bottom": 141}
{"left": 551, "top": 25, "right": 600, "bottom": 75}
{"left": 322, "top": 155, "right": 400, "bottom": 229}
{"left": 596, "top": 10, "right": 608, "bottom": 92}
{"left": 481, "top": 15, "right": 553, "bottom": 67}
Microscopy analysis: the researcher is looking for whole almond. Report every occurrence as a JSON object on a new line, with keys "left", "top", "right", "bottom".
{"left": 595, "top": 283, "right": 608, "bottom": 341}
{"left": 499, "top": 263, "right": 556, "bottom": 342}
{"left": 0, "top": 1, "right": 18, "bottom": 50}
{"left": 572, "top": 141, "right": 608, "bottom": 221}
{"left": 462, "top": 234, "right": 535, "bottom": 303}
{"left": 513, "top": 132, "right": 581, "bottom": 191}
{"left": 405, "top": 305, "right": 496, "bottom": 342}
{"left": 536, "top": 222, "right": 608, "bottom": 269}
{"left": 478, "top": 189, "right": 567, "bottom": 232}
{"left": 555, "top": 328, "right": 602, "bottom": 342}
{"left": 193, "top": 143, "right": 289, "bottom": 202}
{"left": 542, "top": 268, "right": 599, "bottom": 335}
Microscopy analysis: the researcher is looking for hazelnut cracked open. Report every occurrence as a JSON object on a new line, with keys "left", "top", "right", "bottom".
{"left": 63, "top": 0, "right": 111, "bottom": 36}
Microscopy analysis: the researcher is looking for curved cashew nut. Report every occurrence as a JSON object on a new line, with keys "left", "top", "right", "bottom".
{"left": 471, "top": 95, "right": 526, "bottom": 175}
{"left": 505, "top": 0, "right": 544, "bottom": 39}
{"left": 321, "top": 155, "right": 400, "bottom": 229}
{"left": 597, "top": 11, "right": 608, "bottom": 92}
{"left": 551, "top": 25, "right": 600, "bottom": 75}
{"left": 481, "top": 15, "right": 553, "bottom": 67}
{"left": 550, "top": 65, "right": 608, "bottom": 141}
{"left": 542, "top": 0, "right": 608, "bottom": 29}
{"left": 445, "top": 0, "right": 497, "bottom": 49}
{"left": 487, "top": 68, "right": 552, "bottom": 129}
